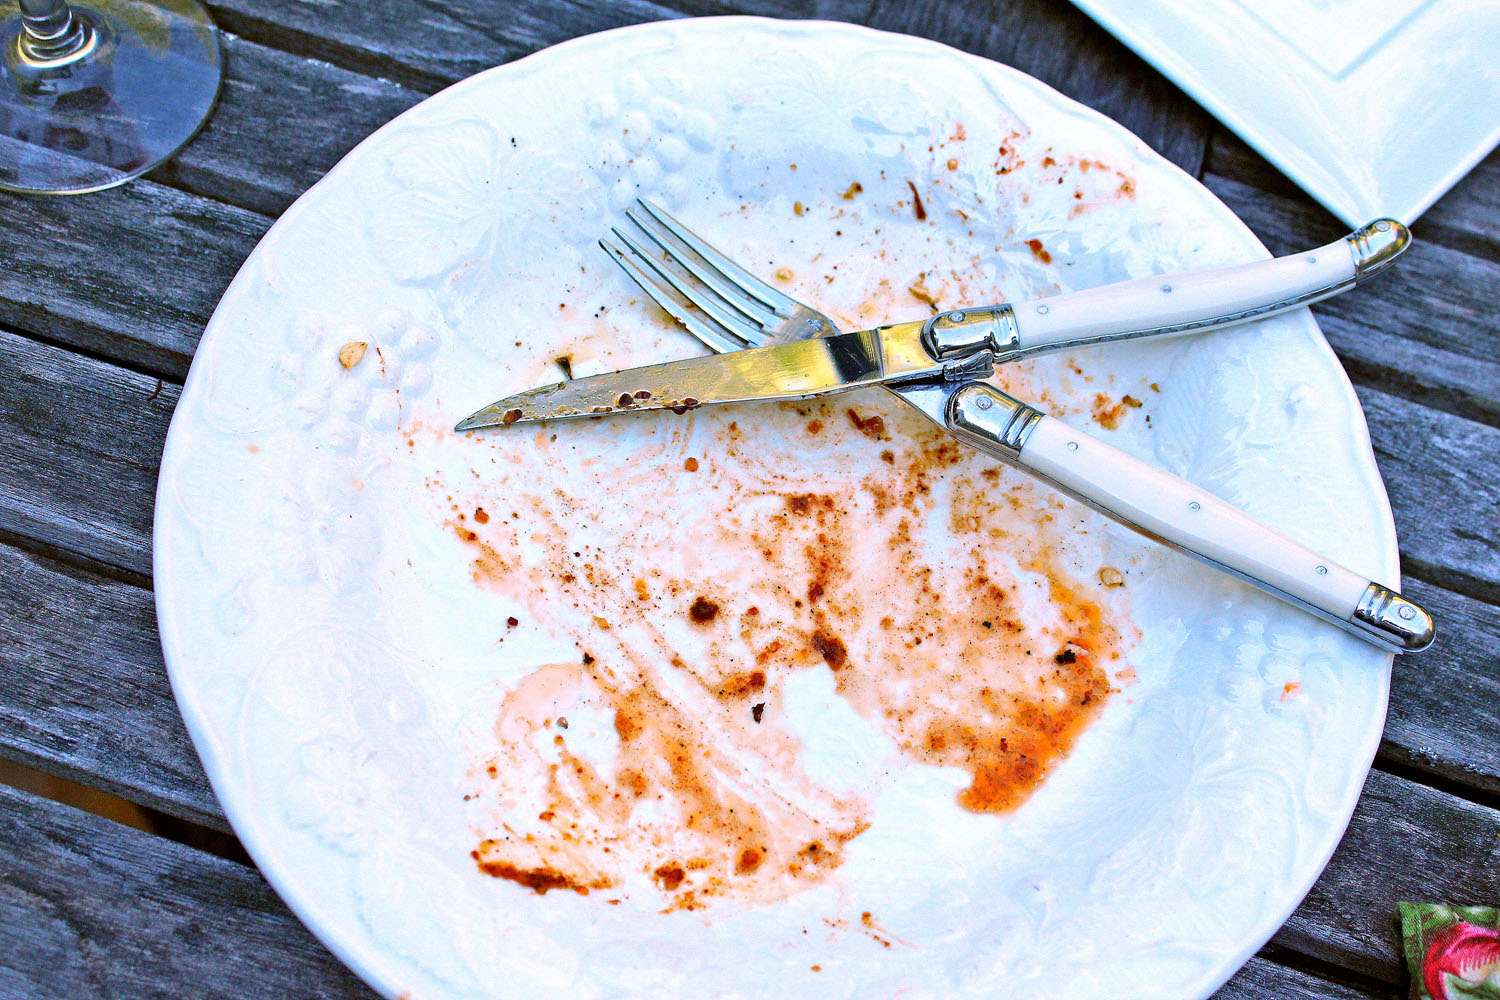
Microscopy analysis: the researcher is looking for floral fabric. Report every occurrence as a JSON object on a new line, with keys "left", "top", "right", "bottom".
{"left": 1400, "top": 903, "right": 1500, "bottom": 1000}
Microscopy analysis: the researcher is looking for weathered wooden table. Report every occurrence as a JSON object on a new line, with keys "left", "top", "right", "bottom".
{"left": 1, "top": 2, "right": 1496, "bottom": 997}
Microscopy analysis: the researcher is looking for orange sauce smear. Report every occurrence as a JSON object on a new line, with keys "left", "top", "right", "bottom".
{"left": 432, "top": 388, "right": 1135, "bottom": 909}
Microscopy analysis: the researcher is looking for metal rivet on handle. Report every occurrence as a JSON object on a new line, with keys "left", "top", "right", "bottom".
{"left": 1398, "top": 605, "right": 1416, "bottom": 620}
{"left": 1066, "top": 441, "right": 1078, "bottom": 451}
{"left": 1316, "top": 565, "right": 1328, "bottom": 575}
{"left": 1037, "top": 305, "right": 1049, "bottom": 314}
{"left": 1188, "top": 501, "right": 1201, "bottom": 511}
{"left": 948, "top": 310, "right": 965, "bottom": 322}
{"left": 975, "top": 395, "right": 992, "bottom": 410}
{"left": 1376, "top": 220, "right": 1392, "bottom": 232}
{"left": 1161, "top": 284, "right": 1172, "bottom": 294}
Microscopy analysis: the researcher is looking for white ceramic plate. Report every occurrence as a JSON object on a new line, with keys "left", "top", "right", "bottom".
{"left": 1067, "top": 0, "right": 1500, "bottom": 226}
{"left": 154, "top": 18, "right": 1398, "bottom": 1000}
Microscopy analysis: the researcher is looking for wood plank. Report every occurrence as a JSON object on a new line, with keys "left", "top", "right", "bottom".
{"left": 1204, "top": 173, "right": 1500, "bottom": 428}
{"left": 1275, "top": 768, "right": 1500, "bottom": 985}
{"left": 202, "top": 0, "right": 858, "bottom": 93}
{"left": 1380, "top": 578, "right": 1500, "bottom": 800}
{"left": 0, "top": 184, "right": 266, "bottom": 382}
{"left": 1214, "top": 956, "right": 1393, "bottom": 1000}
{"left": 0, "top": 540, "right": 221, "bottom": 829}
{"left": 150, "top": 34, "right": 425, "bottom": 218}
{"left": 1205, "top": 129, "right": 1500, "bottom": 263}
{"left": 863, "top": 0, "right": 1210, "bottom": 177}
{"left": 0, "top": 784, "right": 372, "bottom": 1000}
{"left": 1359, "top": 384, "right": 1500, "bottom": 604}
{"left": 0, "top": 329, "right": 169, "bottom": 578}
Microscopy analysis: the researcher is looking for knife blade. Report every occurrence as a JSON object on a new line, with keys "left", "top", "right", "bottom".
{"left": 456, "top": 320, "right": 938, "bottom": 431}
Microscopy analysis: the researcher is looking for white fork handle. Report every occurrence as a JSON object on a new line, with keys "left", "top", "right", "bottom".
{"left": 941, "top": 382, "right": 1435, "bottom": 654}
{"left": 925, "top": 220, "right": 1409, "bottom": 361}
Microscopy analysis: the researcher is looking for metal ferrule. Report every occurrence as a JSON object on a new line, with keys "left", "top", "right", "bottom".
{"left": 1350, "top": 582, "right": 1435, "bottom": 653}
{"left": 944, "top": 383, "right": 1043, "bottom": 460}
{"left": 1347, "top": 218, "right": 1411, "bottom": 282}
{"left": 921, "top": 305, "right": 1021, "bottom": 369}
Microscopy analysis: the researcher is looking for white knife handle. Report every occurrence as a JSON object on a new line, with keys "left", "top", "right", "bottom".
{"left": 920, "top": 220, "right": 1409, "bottom": 363}
{"left": 943, "top": 382, "right": 1435, "bottom": 654}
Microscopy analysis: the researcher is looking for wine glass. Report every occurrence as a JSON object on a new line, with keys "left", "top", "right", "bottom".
{"left": 0, "top": 0, "right": 220, "bottom": 194}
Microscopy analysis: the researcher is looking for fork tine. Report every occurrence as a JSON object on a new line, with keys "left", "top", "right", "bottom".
{"left": 634, "top": 200, "right": 803, "bottom": 318}
{"left": 598, "top": 238, "right": 748, "bottom": 355}
{"left": 609, "top": 226, "right": 769, "bottom": 346}
{"left": 626, "top": 206, "right": 783, "bottom": 332}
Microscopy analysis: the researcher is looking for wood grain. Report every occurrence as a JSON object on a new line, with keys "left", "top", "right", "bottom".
{"left": 0, "top": 185, "right": 267, "bottom": 382}
{"left": 1360, "top": 385, "right": 1500, "bottom": 604}
{"left": 0, "top": 540, "right": 220, "bottom": 829}
{"left": 1379, "top": 578, "right": 1500, "bottom": 800}
{"left": 1275, "top": 768, "right": 1500, "bottom": 984}
{"left": 0, "top": 783, "right": 372, "bottom": 1000}
{"left": 202, "top": 0, "right": 874, "bottom": 93}
{"left": 0, "top": 329, "right": 171, "bottom": 578}
{"left": 150, "top": 34, "right": 425, "bottom": 218}
{"left": 1214, "top": 956, "right": 1394, "bottom": 1000}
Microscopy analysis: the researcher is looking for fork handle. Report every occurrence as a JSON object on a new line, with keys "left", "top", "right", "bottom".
{"left": 993, "top": 219, "right": 1408, "bottom": 357}
{"left": 940, "top": 382, "right": 1434, "bottom": 654}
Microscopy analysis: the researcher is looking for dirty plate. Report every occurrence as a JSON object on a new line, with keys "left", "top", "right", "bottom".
{"left": 154, "top": 17, "right": 1396, "bottom": 1000}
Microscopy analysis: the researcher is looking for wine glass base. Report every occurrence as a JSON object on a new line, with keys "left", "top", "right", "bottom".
{"left": 0, "top": 0, "right": 221, "bottom": 195}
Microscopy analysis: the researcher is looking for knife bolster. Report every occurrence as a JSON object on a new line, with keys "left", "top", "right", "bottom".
{"left": 921, "top": 305, "right": 1021, "bottom": 367}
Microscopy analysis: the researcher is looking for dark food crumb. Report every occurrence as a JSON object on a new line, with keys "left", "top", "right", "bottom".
{"left": 653, "top": 863, "right": 686, "bottom": 891}
{"left": 507, "top": 616, "right": 519, "bottom": 628}
{"left": 811, "top": 630, "right": 848, "bottom": 670}
{"left": 847, "top": 408, "right": 886, "bottom": 440}
{"left": 905, "top": 179, "right": 927, "bottom": 220}
{"left": 689, "top": 596, "right": 720, "bottom": 623}
{"left": 752, "top": 702, "right": 765, "bottom": 723}
{"left": 1054, "top": 647, "right": 1077, "bottom": 665}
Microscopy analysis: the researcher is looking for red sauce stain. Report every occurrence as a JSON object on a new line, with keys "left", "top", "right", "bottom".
{"left": 1026, "top": 238, "right": 1053, "bottom": 264}
{"left": 684, "top": 457, "right": 699, "bottom": 472}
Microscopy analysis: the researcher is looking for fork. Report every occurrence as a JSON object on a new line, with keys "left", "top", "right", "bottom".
{"left": 595, "top": 200, "right": 1434, "bottom": 654}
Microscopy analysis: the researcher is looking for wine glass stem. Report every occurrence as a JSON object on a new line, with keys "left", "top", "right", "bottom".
{"left": 17, "top": 0, "right": 91, "bottom": 61}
